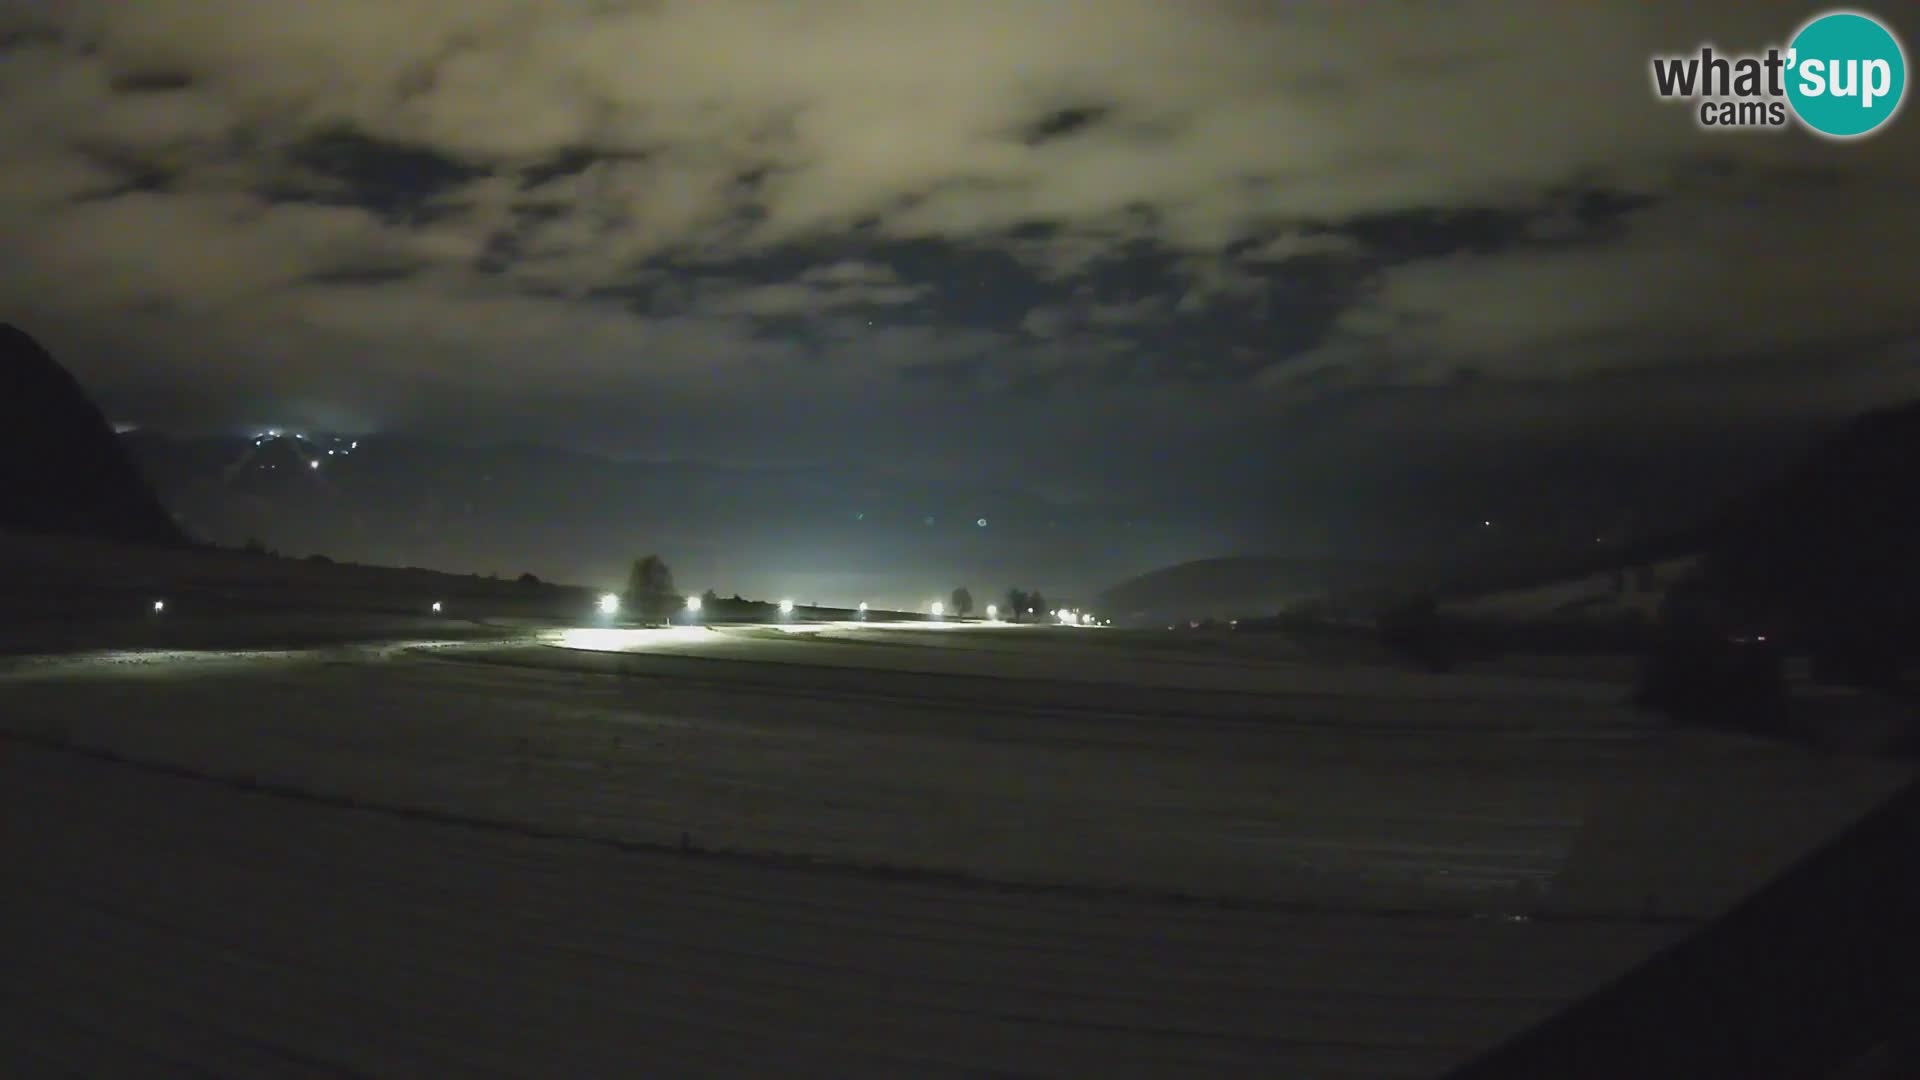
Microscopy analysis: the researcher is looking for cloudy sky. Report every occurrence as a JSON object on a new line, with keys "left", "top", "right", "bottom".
{"left": 3, "top": 0, "right": 1917, "bottom": 568}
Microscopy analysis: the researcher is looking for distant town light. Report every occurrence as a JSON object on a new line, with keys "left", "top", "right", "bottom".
{"left": 598, "top": 593, "right": 620, "bottom": 615}
{"left": 152, "top": 600, "right": 166, "bottom": 614}
{"left": 686, "top": 594, "right": 702, "bottom": 613}
{"left": 431, "top": 601, "right": 443, "bottom": 614}
{"left": 779, "top": 598, "right": 795, "bottom": 614}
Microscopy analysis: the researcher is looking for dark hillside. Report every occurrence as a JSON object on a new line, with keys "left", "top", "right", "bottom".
{"left": 0, "top": 324, "right": 183, "bottom": 546}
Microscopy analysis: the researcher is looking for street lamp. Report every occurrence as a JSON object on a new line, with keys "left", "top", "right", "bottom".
{"left": 598, "top": 593, "right": 620, "bottom": 616}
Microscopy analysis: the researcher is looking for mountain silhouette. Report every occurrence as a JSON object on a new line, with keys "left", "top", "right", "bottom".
{"left": 1703, "top": 398, "right": 1920, "bottom": 672}
{"left": 0, "top": 323, "right": 184, "bottom": 545}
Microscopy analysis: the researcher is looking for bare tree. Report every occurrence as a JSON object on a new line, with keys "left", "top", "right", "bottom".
{"left": 951, "top": 586, "right": 974, "bottom": 617}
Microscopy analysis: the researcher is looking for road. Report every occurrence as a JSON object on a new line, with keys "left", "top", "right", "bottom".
{"left": 1, "top": 621, "right": 1908, "bottom": 1076}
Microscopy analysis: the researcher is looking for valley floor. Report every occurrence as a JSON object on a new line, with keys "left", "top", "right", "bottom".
{"left": 1, "top": 622, "right": 1908, "bottom": 1077}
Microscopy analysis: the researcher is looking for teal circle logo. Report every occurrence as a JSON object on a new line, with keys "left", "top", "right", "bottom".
{"left": 1786, "top": 10, "right": 1907, "bottom": 138}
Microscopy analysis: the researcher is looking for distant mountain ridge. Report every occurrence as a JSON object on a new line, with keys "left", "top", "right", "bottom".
{"left": 1096, "top": 555, "right": 1425, "bottom": 622}
{"left": 0, "top": 323, "right": 184, "bottom": 546}
{"left": 1102, "top": 398, "right": 1920, "bottom": 628}
{"left": 116, "top": 430, "right": 1205, "bottom": 604}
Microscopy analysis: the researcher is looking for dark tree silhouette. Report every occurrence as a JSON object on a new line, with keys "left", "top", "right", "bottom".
{"left": 625, "top": 554, "right": 677, "bottom": 623}
{"left": 1005, "top": 588, "right": 1029, "bottom": 622}
{"left": 950, "top": 586, "right": 974, "bottom": 617}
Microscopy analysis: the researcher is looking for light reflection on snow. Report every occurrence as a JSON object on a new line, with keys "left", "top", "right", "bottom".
{"left": 547, "top": 620, "right": 1016, "bottom": 650}
{"left": 547, "top": 626, "right": 717, "bottom": 652}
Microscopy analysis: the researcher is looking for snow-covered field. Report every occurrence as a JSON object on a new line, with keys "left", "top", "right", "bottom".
{"left": 1, "top": 619, "right": 1909, "bottom": 1076}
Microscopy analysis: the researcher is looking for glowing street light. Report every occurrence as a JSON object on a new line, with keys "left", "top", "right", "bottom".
{"left": 985, "top": 603, "right": 999, "bottom": 620}
{"left": 598, "top": 593, "right": 620, "bottom": 616}
{"left": 779, "top": 598, "right": 795, "bottom": 614}
{"left": 151, "top": 600, "right": 166, "bottom": 614}
{"left": 685, "top": 594, "right": 702, "bottom": 614}
{"left": 430, "top": 601, "right": 443, "bottom": 614}
{"left": 930, "top": 601, "right": 945, "bottom": 618}
{"left": 309, "top": 460, "right": 320, "bottom": 470}
{"left": 858, "top": 601, "right": 869, "bottom": 614}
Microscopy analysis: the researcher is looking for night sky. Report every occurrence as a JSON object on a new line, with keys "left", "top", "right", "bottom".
{"left": 2, "top": 1, "right": 1917, "bottom": 595}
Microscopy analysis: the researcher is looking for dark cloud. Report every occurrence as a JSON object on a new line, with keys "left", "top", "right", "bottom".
{"left": 107, "top": 68, "right": 194, "bottom": 94}
{"left": 0, "top": 0, "right": 1915, "bottom": 577}
{"left": 283, "top": 130, "right": 487, "bottom": 222}
{"left": 1021, "top": 105, "right": 1115, "bottom": 147}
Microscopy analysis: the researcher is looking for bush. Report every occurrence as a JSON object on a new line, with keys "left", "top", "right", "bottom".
{"left": 518, "top": 572, "right": 541, "bottom": 586}
{"left": 1634, "top": 635, "right": 1791, "bottom": 736}
{"left": 1377, "top": 595, "right": 1471, "bottom": 672}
